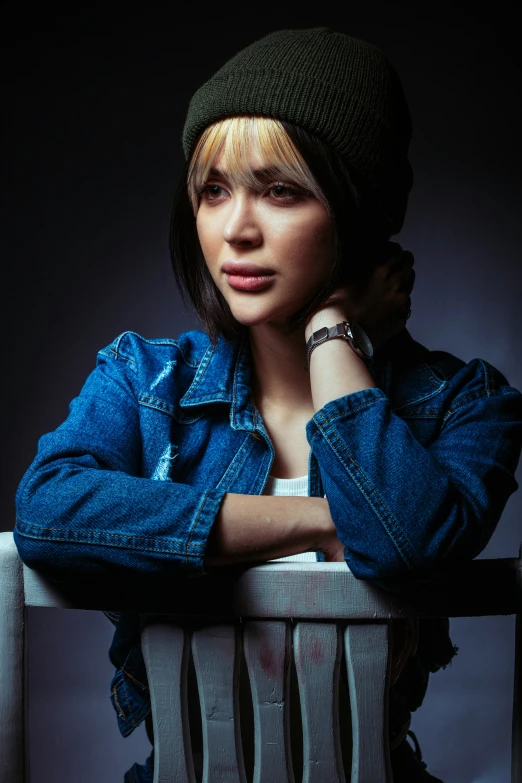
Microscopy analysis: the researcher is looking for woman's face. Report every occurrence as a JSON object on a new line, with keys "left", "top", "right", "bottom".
{"left": 195, "top": 146, "right": 336, "bottom": 330}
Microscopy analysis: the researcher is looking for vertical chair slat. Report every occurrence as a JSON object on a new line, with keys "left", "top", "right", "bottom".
{"left": 0, "top": 532, "right": 25, "bottom": 783}
{"left": 294, "top": 622, "right": 344, "bottom": 783}
{"left": 243, "top": 620, "right": 294, "bottom": 783}
{"left": 345, "top": 623, "right": 392, "bottom": 783}
{"left": 141, "top": 619, "right": 195, "bottom": 783}
{"left": 512, "top": 546, "right": 522, "bottom": 783}
{"left": 192, "top": 624, "right": 247, "bottom": 783}
{"left": 513, "top": 612, "right": 521, "bottom": 783}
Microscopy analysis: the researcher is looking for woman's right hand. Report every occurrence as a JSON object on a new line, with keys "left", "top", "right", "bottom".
{"left": 307, "top": 243, "right": 415, "bottom": 354}
{"left": 352, "top": 243, "right": 415, "bottom": 352}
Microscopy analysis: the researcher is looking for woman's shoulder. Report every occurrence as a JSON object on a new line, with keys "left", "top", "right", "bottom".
{"left": 97, "top": 329, "right": 214, "bottom": 371}
{"left": 384, "top": 329, "right": 522, "bottom": 412}
{"left": 91, "top": 330, "right": 223, "bottom": 404}
{"left": 89, "top": 328, "right": 245, "bottom": 415}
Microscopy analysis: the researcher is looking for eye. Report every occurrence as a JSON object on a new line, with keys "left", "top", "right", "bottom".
{"left": 198, "top": 183, "right": 227, "bottom": 202}
{"left": 268, "top": 183, "right": 304, "bottom": 201}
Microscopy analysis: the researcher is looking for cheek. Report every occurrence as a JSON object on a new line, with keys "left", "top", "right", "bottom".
{"left": 196, "top": 212, "right": 219, "bottom": 265}
{"left": 276, "top": 214, "right": 335, "bottom": 272}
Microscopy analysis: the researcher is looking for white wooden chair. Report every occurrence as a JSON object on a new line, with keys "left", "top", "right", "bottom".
{"left": 1, "top": 530, "right": 520, "bottom": 782}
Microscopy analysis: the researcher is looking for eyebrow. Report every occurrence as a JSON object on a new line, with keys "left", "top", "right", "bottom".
{"left": 208, "top": 165, "right": 286, "bottom": 182}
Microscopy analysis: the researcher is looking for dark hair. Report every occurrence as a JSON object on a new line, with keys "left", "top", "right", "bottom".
{"left": 170, "top": 122, "right": 406, "bottom": 343}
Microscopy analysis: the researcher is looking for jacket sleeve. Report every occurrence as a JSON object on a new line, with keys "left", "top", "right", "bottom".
{"left": 14, "top": 341, "right": 227, "bottom": 580}
{"left": 306, "top": 359, "right": 522, "bottom": 587}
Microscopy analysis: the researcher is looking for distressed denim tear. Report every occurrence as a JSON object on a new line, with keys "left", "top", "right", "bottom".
{"left": 151, "top": 444, "right": 178, "bottom": 482}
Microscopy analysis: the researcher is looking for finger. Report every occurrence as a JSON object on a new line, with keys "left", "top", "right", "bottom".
{"left": 394, "top": 257, "right": 415, "bottom": 297}
{"left": 401, "top": 249, "right": 415, "bottom": 267}
{"left": 396, "top": 250, "right": 415, "bottom": 276}
{"left": 372, "top": 242, "right": 402, "bottom": 274}
{"left": 386, "top": 241, "right": 403, "bottom": 260}
{"left": 402, "top": 267, "right": 415, "bottom": 295}
{"left": 399, "top": 295, "right": 412, "bottom": 322}
{"left": 385, "top": 249, "right": 414, "bottom": 281}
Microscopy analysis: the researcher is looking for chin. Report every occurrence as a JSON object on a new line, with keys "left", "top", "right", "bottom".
{"left": 228, "top": 296, "right": 308, "bottom": 329}
{"left": 230, "top": 310, "right": 273, "bottom": 328}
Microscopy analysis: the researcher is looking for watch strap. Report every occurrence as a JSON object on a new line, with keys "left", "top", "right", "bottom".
{"left": 306, "top": 321, "right": 371, "bottom": 369}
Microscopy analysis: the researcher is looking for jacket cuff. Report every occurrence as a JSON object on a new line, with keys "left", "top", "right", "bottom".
{"left": 184, "top": 487, "right": 228, "bottom": 575}
{"left": 306, "top": 387, "right": 388, "bottom": 440}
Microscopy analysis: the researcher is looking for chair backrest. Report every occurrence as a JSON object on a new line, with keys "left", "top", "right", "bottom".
{"left": 1, "top": 530, "right": 521, "bottom": 783}
{"left": 140, "top": 615, "right": 391, "bottom": 782}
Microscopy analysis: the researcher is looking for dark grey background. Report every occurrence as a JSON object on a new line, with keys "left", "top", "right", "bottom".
{"left": 2, "top": 4, "right": 521, "bottom": 781}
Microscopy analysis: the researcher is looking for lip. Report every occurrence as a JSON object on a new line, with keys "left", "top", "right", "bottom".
{"left": 222, "top": 261, "right": 275, "bottom": 292}
{"left": 221, "top": 261, "right": 274, "bottom": 276}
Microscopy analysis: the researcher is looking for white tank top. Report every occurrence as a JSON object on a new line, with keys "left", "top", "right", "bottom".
{"left": 263, "top": 474, "right": 317, "bottom": 562}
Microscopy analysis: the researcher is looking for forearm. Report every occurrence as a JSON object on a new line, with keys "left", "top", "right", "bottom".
{"left": 204, "top": 493, "right": 337, "bottom": 565}
{"left": 304, "top": 246, "right": 414, "bottom": 411}
{"left": 305, "top": 370, "right": 522, "bottom": 584}
{"left": 309, "top": 336, "right": 376, "bottom": 410}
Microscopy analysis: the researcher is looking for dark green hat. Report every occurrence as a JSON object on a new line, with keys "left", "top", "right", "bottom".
{"left": 182, "top": 27, "right": 413, "bottom": 230}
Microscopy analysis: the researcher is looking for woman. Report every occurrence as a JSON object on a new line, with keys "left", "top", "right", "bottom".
{"left": 14, "top": 27, "right": 522, "bottom": 782}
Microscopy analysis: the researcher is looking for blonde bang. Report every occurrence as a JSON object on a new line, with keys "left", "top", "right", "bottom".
{"left": 187, "top": 116, "right": 327, "bottom": 213}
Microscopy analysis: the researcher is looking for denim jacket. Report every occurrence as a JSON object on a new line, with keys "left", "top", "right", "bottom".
{"left": 14, "top": 327, "right": 522, "bottom": 780}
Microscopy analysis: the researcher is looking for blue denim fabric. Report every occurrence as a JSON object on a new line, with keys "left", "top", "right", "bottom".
{"left": 14, "top": 327, "right": 522, "bottom": 779}
{"left": 123, "top": 750, "right": 153, "bottom": 783}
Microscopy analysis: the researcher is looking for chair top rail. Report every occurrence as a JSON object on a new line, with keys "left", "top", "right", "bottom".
{"left": 1, "top": 532, "right": 520, "bottom": 619}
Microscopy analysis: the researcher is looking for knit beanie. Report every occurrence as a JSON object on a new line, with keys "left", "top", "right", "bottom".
{"left": 182, "top": 27, "right": 413, "bottom": 232}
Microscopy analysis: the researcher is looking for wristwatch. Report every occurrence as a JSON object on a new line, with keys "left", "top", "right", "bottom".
{"left": 306, "top": 321, "right": 374, "bottom": 369}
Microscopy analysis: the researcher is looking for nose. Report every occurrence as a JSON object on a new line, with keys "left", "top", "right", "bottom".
{"left": 223, "top": 193, "right": 262, "bottom": 248}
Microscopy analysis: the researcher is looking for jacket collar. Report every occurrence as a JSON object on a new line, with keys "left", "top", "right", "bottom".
{"left": 179, "top": 331, "right": 256, "bottom": 431}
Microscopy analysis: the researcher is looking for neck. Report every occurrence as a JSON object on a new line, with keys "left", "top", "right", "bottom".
{"left": 248, "top": 323, "right": 312, "bottom": 408}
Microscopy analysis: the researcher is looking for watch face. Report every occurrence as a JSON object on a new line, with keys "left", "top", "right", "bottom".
{"left": 351, "top": 323, "right": 374, "bottom": 358}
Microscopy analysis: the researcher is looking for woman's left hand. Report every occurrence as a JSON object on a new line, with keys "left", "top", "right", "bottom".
{"left": 305, "top": 243, "right": 415, "bottom": 352}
